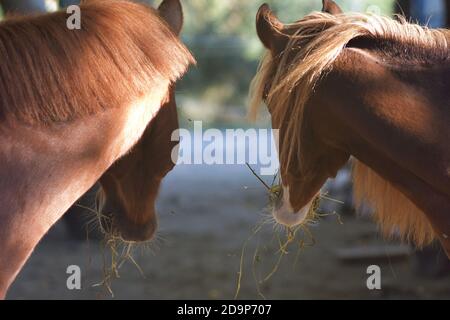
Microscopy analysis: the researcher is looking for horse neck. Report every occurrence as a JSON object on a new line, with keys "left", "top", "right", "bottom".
{"left": 0, "top": 119, "right": 113, "bottom": 297}
{"left": 0, "top": 86, "right": 168, "bottom": 298}
{"left": 308, "top": 49, "right": 450, "bottom": 254}
{"left": 319, "top": 48, "right": 450, "bottom": 190}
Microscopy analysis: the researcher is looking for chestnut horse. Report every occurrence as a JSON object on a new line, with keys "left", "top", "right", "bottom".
{"left": 0, "top": 0, "right": 194, "bottom": 298}
{"left": 250, "top": 0, "right": 450, "bottom": 257}
{"left": 96, "top": 86, "right": 180, "bottom": 242}
{"left": 96, "top": 0, "right": 186, "bottom": 243}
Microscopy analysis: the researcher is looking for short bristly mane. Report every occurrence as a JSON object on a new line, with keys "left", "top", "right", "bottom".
{"left": 0, "top": 0, "right": 195, "bottom": 125}
{"left": 249, "top": 11, "right": 449, "bottom": 247}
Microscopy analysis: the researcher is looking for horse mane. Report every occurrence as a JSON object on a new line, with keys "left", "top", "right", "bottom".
{"left": 0, "top": 0, "right": 195, "bottom": 125}
{"left": 249, "top": 11, "right": 449, "bottom": 247}
{"left": 352, "top": 160, "right": 435, "bottom": 247}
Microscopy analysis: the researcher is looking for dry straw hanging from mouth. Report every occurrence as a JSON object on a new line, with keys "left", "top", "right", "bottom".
{"left": 235, "top": 164, "right": 343, "bottom": 299}
{"left": 77, "top": 203, "right": 154, "bottom": 297}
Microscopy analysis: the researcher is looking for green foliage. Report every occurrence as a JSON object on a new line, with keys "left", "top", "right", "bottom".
{"left": 183, "top": 0, "right": 395, "bottom": 34}
{"left": 182, "top": 0, "right": 395, "bottom": 55}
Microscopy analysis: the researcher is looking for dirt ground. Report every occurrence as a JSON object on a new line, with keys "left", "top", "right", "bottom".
{"left": 7, "top": 164, "right": 450, "bottom": 300}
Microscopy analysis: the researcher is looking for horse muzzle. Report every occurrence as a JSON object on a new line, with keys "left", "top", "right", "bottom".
{"left": 96, "top": 192, "right": 158, "bottom": 242}
{"left": 272, "top": 186, "right": 313, "bottom": 227}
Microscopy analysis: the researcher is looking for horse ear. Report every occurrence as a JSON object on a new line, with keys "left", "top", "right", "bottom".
{"left": 256, "top": 4, "right": 288, "bottom": 56}
{"left": 322, "top": 0, "right": 343, "bottom": 15}
{"left": 158, "top": 0, "right": 183, "bottom": 36}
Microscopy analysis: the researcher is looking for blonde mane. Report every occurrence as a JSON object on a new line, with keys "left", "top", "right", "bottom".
{"left": 249, "top": 11, "right": 449, "bottom": 246}
{"left": 352, "top": 160, "right": 435, "bottom": 246}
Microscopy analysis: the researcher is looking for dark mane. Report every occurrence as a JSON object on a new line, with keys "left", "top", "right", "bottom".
{"left": 0, "top": 0, "right": 194, "bottom": 125}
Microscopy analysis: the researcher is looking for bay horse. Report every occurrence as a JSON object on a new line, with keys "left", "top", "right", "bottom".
{"left": 0, "top": 0, "right": 194, "bottom": 298}
{"left": 250, "top": 0, "right": 450, "bottom": 257}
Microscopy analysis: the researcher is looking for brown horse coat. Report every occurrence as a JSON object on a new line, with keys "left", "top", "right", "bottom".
{"left": 251, "top": 0, "right": 450, "bottom": 257}
{"left": 0, "top": 0, "right": 193, "bottom": 298}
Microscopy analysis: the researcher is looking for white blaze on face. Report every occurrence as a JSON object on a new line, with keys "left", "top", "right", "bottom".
{"left": 272, "top": 186, "right": 314, "bottom": 227}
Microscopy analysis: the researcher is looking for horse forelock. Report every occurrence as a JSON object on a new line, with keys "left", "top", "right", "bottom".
{"left": 249, "top": 10, "right": 448, "bottom": 177}
{"left": 0, "top": 0, "right": 195, "bottom": 125}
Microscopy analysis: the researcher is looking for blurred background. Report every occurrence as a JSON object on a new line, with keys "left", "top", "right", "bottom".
{"left": 1, "top": 0, "right": 450, "bottom": 299}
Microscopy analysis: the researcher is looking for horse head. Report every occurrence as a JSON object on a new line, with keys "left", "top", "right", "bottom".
{"left": 253, "top": 0, "right": 347, "bottom": 228}
{"left": 252, "top": 0, "right": 450, "bottom": 257}
{"left": 96, "top": 0, "right": 185, "bottom": 242}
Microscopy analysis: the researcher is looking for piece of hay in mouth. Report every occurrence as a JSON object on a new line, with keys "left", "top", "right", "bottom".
{"left": 239, "top": 164, "right": 345, "bottom": 299}
{"left": 78, "top": 203, "right": 146, "bottom": 297}
{"left": 268, "top": 184, "right": 282, "bottom": 204}
{"left": 245, "top": 162, "right": 322, "bottom": 226}
{"left": 268, "top": 184, "right": 322, "bottom": 228}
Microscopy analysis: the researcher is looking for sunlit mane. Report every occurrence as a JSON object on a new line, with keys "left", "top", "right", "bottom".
{"left": 352, "top": 160, "right": 435, "bottom": 246}
{"left": 249, "top": 11, "right": 448, "bottom": 246}
{"left": 0, "top": 0, "right": 195, "bottom": 125}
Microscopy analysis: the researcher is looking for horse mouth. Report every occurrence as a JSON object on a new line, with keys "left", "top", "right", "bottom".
{"left": 96, "top": 197, "right": 157, "bottom": 242}
{"left": 112, "top": 217, "right": 157, "bottom": 242}
{"left": 272, "top": 202, "right": 310, "bottom": 227}
{"left": 272, "top": 186, "right": 312, "bottom": 227}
